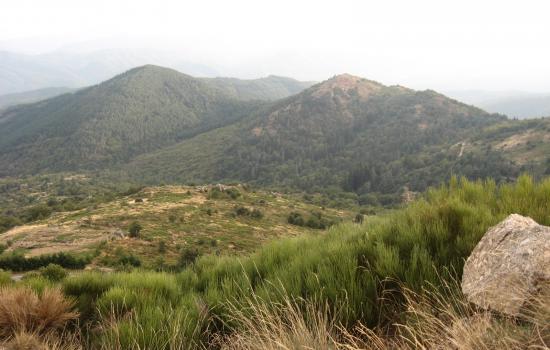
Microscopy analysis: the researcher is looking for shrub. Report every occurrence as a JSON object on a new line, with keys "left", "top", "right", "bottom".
{"left": 117, "top": 254, "right": 141, "bottom": 268}
{"left": 158, "top": 240, "right": 167, "bottom": 254}
{"left": 0, "top": 253, "right": 89, "bottom": 272}
{"left": 287, "top": 212, "right": 304, "bottom": 226}
{"left": 22, "top": 204, "right": 52, "bottom": 222}
{"left": 178, "top": 249, "right": 199, "bottom": 268}
{"left": 39, "top": 264, "right": 68, "bottom": 282}
{"left": 209, "top": 187, "right": 241, "bottom": 200}
{"left": 0, "top": 215, "right": 21, "bottom": 233}
{"left": 235, "top": 206, "right": 250, "bottom": 216}
{"left": 128, "top": 221, "right": 142, "bottom": 238}
{"left": 288, "top": 211, "right": 332, "bottom": 229}
{"left": 251, "top": 209, "right": 264, "bottom": 219}
{"left": 226, "top": 188, "right": 241, "bottom": 199}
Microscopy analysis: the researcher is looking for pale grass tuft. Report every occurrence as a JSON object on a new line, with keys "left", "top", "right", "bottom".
{"left": 220, "top": 295, "right": 342, "bottom": 350}
{"left": 220, "top": 278, "right": 550, "bottom": 350}
{"left": 0, "top": 286, "right": 79, "bottom": 340}
{"left": 1, "top": 331, "right": 82, "bottom": 350}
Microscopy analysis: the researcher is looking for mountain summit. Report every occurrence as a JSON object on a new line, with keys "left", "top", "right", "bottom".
{"left": 309, "top": 74, "right": 384, "bottom": 100}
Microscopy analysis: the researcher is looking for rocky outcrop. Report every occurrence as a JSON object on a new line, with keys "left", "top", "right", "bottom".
{"left": 461, "top": 214, "right": 550, "bottom": 316}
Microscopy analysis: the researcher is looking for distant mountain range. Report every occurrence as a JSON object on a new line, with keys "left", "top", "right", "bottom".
{"left": 0, "top": 48, "right": 219, "bottom": 95}
{"left": 1, "top": 65, "right": 549, "bottom": 202}
{"left": 446, "top": 90, "right": 550, "bottom": 119}
{"left": 0, "top": 87, "right": 78, "bottom": 110}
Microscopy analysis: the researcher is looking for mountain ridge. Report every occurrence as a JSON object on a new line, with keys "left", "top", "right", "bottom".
{"left": 1, "top": 65, "right": 549, "bottom": 204}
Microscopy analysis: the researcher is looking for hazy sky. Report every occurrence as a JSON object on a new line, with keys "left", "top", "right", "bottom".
{"left": 1, "top": 0, "right": 550, "bottom": 91}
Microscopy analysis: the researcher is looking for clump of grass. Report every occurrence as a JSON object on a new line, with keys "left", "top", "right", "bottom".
{"left": 0, "top": 286, "right": 78, "bottom": 340}
{"left": 1, "top": 331, "right": 82, "bottom": 350}
{"left": 0, "top": 269, "right": 12, "bottom": 286}
{"left": 220, "top": 294, "right": 341, "bottom": 350}
{"left": 96, "top": 303, "right": 205, "bottom": 350}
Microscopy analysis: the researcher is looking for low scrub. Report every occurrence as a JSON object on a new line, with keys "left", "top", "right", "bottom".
{"left": 0, "top": 252, "right": 89, "bottom": 272}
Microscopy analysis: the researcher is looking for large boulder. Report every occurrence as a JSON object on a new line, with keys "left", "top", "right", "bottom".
{"left": 461, "top": 214, "right": 550, "bottom": 316}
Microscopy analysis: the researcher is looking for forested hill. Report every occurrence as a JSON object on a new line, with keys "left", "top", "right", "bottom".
{"left": 2, "top": 66, "right": 549, "bottom": 203}
{"left": 0, "top": 65, "right": 262, "bottom": 175}
{"left": 123, "top": 74, "right": 521, "bottom": 201}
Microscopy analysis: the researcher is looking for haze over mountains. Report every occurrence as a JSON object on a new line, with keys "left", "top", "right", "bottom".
{"left": 2, "top": 47, "right": 550, "bottom": 120}
{"left": 2, "top": 64, "right": 549, "bottom": 204}
{"left": 446, "top": 90, "right": 550, "bottom": 119}
{"left": 0, "top": 48, "right": 218, "bottom": 95}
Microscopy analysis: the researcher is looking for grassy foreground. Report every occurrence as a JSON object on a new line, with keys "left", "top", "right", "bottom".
{"left": 1, "top": 175, "right": 550, "bottom": 349}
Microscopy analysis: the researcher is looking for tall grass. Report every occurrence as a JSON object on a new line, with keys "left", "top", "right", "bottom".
{"left": 221, "top": 280, "right": 550, "bottom": 350}
{"left": 3, "top": 175, "right": 550, "bottom": 348}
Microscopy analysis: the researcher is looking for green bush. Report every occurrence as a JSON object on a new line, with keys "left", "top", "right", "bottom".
{"left": 128, "top": 221, "right": 142, "bottom": 238}
{"left": 287, "top": 211, "right": 304, "bottom": 226}
{"left": 178, "top": 248, "right": 199, "bottom": 268}
{"left": 117, "top": 254, "right": 142, "bottom": 268}
{"left": 250, "top": 208, "right": 264, "bottom": 219}
{"left": 234, "top": 206, "right": 250, "bottom": 216}
{"left": 39, "top": 263, "right": 68, "bottom": 281}
{"left": 0, "top": 252, "right": 89, "bottom": 271}
{"left": 288, "top": 211, "right": 333, "bottom": 229}
{"left": 158, "top": 240, "right": 167, "bottom": 254}
{"left": 209, "top": 187, "right": 241, "bottom": 200}
{"left": 225, "top": 188, "right": 241, "bottom": 199}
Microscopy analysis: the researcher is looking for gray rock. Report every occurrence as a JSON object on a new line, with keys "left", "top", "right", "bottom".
{"left": 110, "top": 229, "right": 126, "bottom": 240}
{"left": 462, "top": 214, "right": 550, "bottom": 316}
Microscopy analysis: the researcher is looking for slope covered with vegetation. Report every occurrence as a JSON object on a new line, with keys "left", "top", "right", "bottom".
{"left": 2, "top": 66, "right": 550, "bottom": 205}
{"left": 0, "top": 177, "right": 352, "bottom": 270}
{"left": 125, "top": 74, "right": 515, "bottom": 202}
{"left": 0, "top": 65, "right": 259, "bottom": 175}
{"left": 1, "top": 175, "right": 548, "bottom": 349}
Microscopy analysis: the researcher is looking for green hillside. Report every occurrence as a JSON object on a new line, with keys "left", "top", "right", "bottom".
{"left": 124, "top": 74, "right": 512, "bottom": 201}
{"left": 2, "top": 67, "right": 550, "bottom": 205}
{"left": 0, "top": 65, "right": 258, "bottom": 175}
